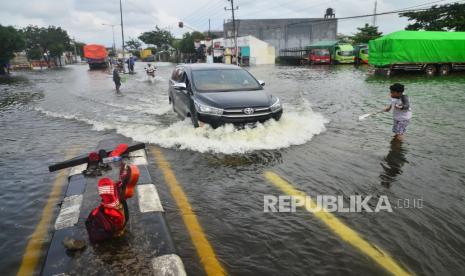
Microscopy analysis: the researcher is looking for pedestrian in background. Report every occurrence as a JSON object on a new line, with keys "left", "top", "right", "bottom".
{"left": 113, "top": 68, "right": 121, "bottom": 93}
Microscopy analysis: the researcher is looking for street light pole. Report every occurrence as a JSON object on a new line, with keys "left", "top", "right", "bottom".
{"left": 73, "top": 36, "right": 78, "bottom": 63}
{"left": 102, "top": 23, "right": 117, "bottom": 54}
{"left": 119, "top": 0, "right": 126, "bottom": 73}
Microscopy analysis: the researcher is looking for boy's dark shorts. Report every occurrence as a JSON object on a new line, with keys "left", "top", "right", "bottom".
{"left": 393, "top": 120, "right": 410, "bottom": 134}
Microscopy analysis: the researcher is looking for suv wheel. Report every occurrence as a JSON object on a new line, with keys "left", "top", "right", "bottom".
{"left": 189, "top": 102, "right": 199, "bottom": 128}
{"left": 171, "top": 98, "right": 176, "bottom": 112}
{"left": 190, "top": 111, "right": 199, "bottom": 128}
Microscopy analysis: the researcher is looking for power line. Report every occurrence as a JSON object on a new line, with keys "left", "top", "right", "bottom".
{"left": 181, "top": 0, "right": 226, "bottom": 31}
{"left": 238, "top": 0, "right": 330, "bottom": 18}
{"left": 225, "top": 0, "right": 239, "bottom": 65}
{"left": 239, "top": 0, "right": 464, "bottom": 32}
{"left": 182, "top": 0, "right": 226, "bottom": 25}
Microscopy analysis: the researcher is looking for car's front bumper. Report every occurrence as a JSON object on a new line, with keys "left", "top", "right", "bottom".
{"left": 198, "top": 109, "right": 283, "bottom": 128}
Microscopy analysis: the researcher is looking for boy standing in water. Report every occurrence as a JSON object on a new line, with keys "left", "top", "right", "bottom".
{"left": 113, "top": 68, "right": 121, "bottom": 93}
{"left": 383, "top": 83, "right": 412, "bottom": 140}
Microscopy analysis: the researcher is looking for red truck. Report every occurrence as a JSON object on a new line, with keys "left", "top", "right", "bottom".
{"left": 309, "top": 48, "right": 331, "bottom": 65}
{"left": 83, "top": 44, "right": 109, "bottom": 70}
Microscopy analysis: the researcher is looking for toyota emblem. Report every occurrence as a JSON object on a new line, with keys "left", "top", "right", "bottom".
{"left": 243, "top": 108, "right": 254, "bottom": 115}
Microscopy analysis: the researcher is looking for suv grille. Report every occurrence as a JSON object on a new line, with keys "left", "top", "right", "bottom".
{"left": 222, "top": 106, "right": 271, "bottom": 118}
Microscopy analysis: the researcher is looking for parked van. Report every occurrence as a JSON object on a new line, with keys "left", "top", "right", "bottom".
{"left": 306, "top": 41, "right": 354, "bottom": 64}
{"left": 333, "top": 44, "right": 354, "bottom": 64}
{"left": 309, "top": 48, "right": 331, "bottom": 64}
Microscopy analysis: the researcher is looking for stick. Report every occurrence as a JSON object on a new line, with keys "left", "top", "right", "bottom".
{"left": 359, "top": 110, "right": 383, "bottom": 121}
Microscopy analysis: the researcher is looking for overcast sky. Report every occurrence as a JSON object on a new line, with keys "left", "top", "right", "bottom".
{"left": 0, "top": 0, "right": 458, "bottom": 47}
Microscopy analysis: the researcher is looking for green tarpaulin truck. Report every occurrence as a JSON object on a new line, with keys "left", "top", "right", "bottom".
{"left": 369, "top": 31, "right": 465, "bottom": 76}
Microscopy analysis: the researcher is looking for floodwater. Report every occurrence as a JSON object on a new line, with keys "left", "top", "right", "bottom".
{"left": 1, "top": 63, "right": 465, "bottom": 275}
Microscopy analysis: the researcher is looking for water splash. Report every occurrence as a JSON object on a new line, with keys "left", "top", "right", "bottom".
{"left": 36, "top": 104, "right": 328, "bottom": 154}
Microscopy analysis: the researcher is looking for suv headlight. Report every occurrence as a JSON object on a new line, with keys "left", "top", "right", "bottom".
{"left": 194, "top": 101, "right": 223, "bottom": 116}
{"left": 270, "top": 98, "right": 282, "bottom": 112}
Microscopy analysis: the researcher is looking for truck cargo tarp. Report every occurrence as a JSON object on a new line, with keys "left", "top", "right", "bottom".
{"left": 369, "top": 31, "right": 465, "bottom": 67}
{"left": 83, "top": 44, "right": 108, "bottom": 60}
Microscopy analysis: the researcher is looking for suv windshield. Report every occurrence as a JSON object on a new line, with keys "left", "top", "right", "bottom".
{"left": 192, "top": 69, "right": 261, "bottom": 92}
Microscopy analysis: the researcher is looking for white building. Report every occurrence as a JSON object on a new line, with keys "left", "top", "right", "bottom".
{"left": 212, "top": 35, "right": 275, "bottom": 65}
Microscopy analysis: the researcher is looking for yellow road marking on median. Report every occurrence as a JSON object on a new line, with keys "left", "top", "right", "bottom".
{"left": 17, "top": 149, "right": 78, "bottom": 276}
{"left": 264, "top": 171, "right": 412, "bottom": 276}
{"left": 151, "top": 147, "right": 226, "bottom": 276}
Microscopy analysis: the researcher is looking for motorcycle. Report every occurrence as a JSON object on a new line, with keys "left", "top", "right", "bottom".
{"left": 145, "top": 66, "right": 156, "bottom": 82}
{"left": 49, "top": 143, "right": 144, "bottom": 243}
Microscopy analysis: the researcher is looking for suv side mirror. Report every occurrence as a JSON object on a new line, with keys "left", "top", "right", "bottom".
{"left": 173, "top": 83, "right": 187, "bottom": 90}
{"left": 258, "top": 80, "right": 265, "bottom": 86}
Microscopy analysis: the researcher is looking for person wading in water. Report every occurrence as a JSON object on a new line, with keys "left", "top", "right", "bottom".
{"left": 113, "top": 68, "right": 121, "bottom": 93}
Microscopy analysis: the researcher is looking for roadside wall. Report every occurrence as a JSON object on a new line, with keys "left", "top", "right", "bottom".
{"left": 224, "top": 18, "right": 337, "bottom": 55}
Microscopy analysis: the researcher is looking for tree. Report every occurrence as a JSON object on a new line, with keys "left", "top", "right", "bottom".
{"left": 336, "top": 33, "right": 352, "bottom": 44}
{"left": 351, "top": 24, "right": 382, "bottom": 44}
{"left": 125, "top": 37, "right": 142, "bottom": 57}
{"left": 72, "top": 41, "right": 86, "bottom": 57}
{"left": 0, "top": 25, "right": 25, "bottom": 75}
{"left": 400, "top": 3, "right": 465, "bottom": 31}
{"left": 23, "top": 25, "right": 71, "bottom": 66}
{"left": 177, "top": 31, "right": 205, "bottom": 54}
{"left": 139, "top": 26, "right": 174, "bottom": 48}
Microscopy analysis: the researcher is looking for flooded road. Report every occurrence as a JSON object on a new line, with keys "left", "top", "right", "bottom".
{"left": 1, "top": 63, "right": 465, "bottom": 275}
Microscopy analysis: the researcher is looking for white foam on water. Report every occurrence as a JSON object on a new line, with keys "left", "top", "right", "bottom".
{"left": 117, "top": 108, "right": 328, "bottom": 154}
{"left": 34, "top": 107, "right": 115, "bottom": 131}
{"left": 35, "top": 102, "right": 328, "bottom": 154}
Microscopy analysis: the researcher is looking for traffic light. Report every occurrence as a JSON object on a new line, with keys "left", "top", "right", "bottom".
{"left": 178, "top": 21, "right": 184, "bottom": 28}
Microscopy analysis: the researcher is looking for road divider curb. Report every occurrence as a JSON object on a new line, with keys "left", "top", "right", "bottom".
{"left": 39, "top": 139, "right": 186, "bottom": 275}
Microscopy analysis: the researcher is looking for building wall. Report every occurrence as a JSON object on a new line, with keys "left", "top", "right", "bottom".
{"left": 212, "top": 35, "right": 275, "bottom": 65}
{"left": 224, "top": 18, "right": 337, "bottom": 55}
{"left": 248, "top": 36, "right": 275, "bottom": 65}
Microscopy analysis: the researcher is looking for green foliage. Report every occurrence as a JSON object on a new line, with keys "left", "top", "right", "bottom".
{"left": 26, "top": 47, "right": 43, "bottom": 60}
{"left": 73, "top": 41, "right": 86, "bottom": 57}
{"left": 336, "top": 33, "right": 352, "bottom": 44}
{"left": 400, "top": 3, "right": 465, "bottom": 31}
{"left": 126, "top": 38, "right": 142, "bottom": 58}
{"left": 22, "top": 25, "right": 71, "bottom": 60}
{"left": 0, "top": 24, "right": 25, "bottom": 64}
{"left": 126, "top": 37, "right": 142, "bottom": 51}
{"left": 177, "top": 31, "right": 205, "bottom": 54}
{"left": 351, "top": 24, "right": 382, "bottom": 44}
{"left": 138, "top": 26, "right": 174, "bottom": 48}
{"left": 108, "top": 49, "right": 116, "bottom": 57}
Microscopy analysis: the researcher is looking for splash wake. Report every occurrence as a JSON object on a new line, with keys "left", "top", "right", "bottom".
{"left": 36, "top": 104, "right": 328, "bottom": 154}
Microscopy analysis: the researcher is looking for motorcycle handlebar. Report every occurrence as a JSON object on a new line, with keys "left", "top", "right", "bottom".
{"left": 48, "top": 143, "right": 145, "bottom": 172}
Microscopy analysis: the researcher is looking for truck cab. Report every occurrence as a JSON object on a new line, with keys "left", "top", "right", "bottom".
{"left": 333, "top": 44, "right": 355, "bottom": 64}
{"left": 359, "top": 48, "right": 369, "bottom": 64}
{"left": 309, "top": 48, "right": 331, "bottom": 65}
{"left": 354, "top": 44, "right": 369, "bottom": 65}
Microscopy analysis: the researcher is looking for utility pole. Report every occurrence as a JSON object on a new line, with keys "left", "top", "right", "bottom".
{"left": 372, "top": 0, "right": 378, "bottom": 26}
{"left": 225, "top": 0, "right": 239, "bottom": 65}
{"left": 208, "top": 18, "right": 211, "bottom": 37}
{"left": 102, "top": 23, "right": 117, "bottom": 54}
{"left": 119, "top": 0, "right": 126, "bottom": 73}
{"left": 73, "top": 36, "right": 78, "bottom": 63}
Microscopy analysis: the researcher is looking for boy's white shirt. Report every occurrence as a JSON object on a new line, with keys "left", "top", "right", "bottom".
{"left": 390, "top": 96, "right": 412, "bottom": 121}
